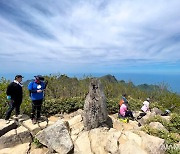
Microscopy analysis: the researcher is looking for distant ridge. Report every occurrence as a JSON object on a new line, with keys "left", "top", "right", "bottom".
{"left": 99, "top": 74, "right": 118, "bottom": 83}
{"left": 137, "top": 83, "right": 168, "bottom": 92}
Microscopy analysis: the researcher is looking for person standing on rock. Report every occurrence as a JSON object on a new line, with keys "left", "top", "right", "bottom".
{"left": 5, "top": 75, "right": 24, "bottom": 123}
{"left": 28, "top": 75, "right": 47, "bottom": 124}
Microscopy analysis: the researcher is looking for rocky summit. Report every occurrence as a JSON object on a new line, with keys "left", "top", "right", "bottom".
{"left": 0, "top": 109, "right": 172, "bottom": 154}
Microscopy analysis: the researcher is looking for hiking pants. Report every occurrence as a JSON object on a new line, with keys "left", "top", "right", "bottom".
{"left": 137, "top": 112, "right": 146, "bottom": 120}
{"left": 31, "top": 99, "right": 43, "bottom": 120}
{"left": 5, "top": 100, "right": 21, "bottom": 120}
{"left": 125, "top": 110, "right": 134, "bottom": 118}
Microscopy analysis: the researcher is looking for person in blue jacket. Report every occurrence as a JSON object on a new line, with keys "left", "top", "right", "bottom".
{"left": 28, "top": 75, "right": 47, "bottom": 124}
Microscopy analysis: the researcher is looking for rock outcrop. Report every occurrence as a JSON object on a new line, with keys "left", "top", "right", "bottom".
{"left": 36, "top": 120, "right": 73, "bottom": 154}
{"left": 83, "top": 78, "right": 108, "bottom": 130}
{"left": 0, "top": 119, "right": 17, "bottom": 137}
{"left": 0, "top": 109, "right": 170, "bottom": 154}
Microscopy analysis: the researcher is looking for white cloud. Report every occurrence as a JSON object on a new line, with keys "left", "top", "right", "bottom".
{"left": 0, "top": 0, "right": 180, "bottom": 74}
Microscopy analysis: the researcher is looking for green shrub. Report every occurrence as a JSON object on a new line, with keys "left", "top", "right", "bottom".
{"left": 168, "top": 113, "right": 180, "bottom": 133}
{"left": 42, "top": 97, "right": 85, "bottom": 115}
{"left": 32, "top": 138, "right": 43, "bottom": 148}
{"left": 142, "top": 125, "right": 180, "bottom": 153}
{"left": 107, "top": 98, "right": 119, "bottom": 114}
{"left": 146, "top": 114, "right": 180, "bottom": 134}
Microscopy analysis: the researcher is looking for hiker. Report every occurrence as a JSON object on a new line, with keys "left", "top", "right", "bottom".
{"left": 5, "top": 75, "right": 24, "bottom": 123}
{"left": 118, "top": 93, "right": 128, "bottom": 108}
{"left": 161, "top": 105, "right": 175, "bottom": 116}
{"left": 28, "top": 75, "right": 47, "bottom": 124}
{"left": 119, "top": 101, "right": 134, "bottom": 120}
{"left": 161, "top": 109, "right": 171, "bottom": 116}
{"left": 137, "top": 98, "right": 150, "bottom": 120}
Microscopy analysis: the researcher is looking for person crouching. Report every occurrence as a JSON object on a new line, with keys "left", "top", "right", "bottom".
{"left": 119, "top": 101, "right": 134, "bottom": 120}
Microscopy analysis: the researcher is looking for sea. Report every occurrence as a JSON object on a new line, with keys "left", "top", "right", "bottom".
{"left": 0, "top": 73, "right": 179, "bottom": 94}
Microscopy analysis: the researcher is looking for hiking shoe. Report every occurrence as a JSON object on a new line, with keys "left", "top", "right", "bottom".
{"left": 32, "top": 119, "right": 37, "bottom": 125}
{"left": 5, "top": 120, "right": 10, "bottom": 124}
{"left": 37, "top": 117, "right": 45, "bottom": 122}
{"left": 138, "top": 122, "right": 142, "bottom": 127}
{"left": 129, "top": 117, "right": 135, "bottom": 121}
{"left": 16, "top": 114, "right": 22, "bottom": 119}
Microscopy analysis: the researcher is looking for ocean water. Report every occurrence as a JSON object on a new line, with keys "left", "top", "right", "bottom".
{"left": 70, "top": 73, "right": 180, "bottom": 94}
{"left": 114, "top": 73, "right": 180, "bottom": 94}
{"left": 1, "top": 73, "right": 179, "bottom": 94}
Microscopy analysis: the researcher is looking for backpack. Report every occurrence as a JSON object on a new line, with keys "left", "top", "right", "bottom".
{"left": 119, "top": 99, "right": 124, "bottom": 106}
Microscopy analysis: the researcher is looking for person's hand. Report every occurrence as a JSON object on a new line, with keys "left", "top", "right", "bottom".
{"left": 7, "top": 95, "right": 11, "bottom": 100}
{"left": 37, "top": 90, "right": 43, "bottom": 93}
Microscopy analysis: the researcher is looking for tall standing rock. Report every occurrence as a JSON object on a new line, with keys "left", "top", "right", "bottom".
{"left": 83, "top": 78, "right": 108, "bottom": 130}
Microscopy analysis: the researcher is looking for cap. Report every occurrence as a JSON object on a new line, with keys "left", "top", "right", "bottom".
{"left": 34, "top": 75, "right": 44, "bottom": 81}
{"left": 122, "top": 93, "right": 127, "bottom": 97}
{"left": 15, "top": 75, "right": 24, "bottom": 79}
{"left": 146, "top": 98, "right": 150, "bottom": 101}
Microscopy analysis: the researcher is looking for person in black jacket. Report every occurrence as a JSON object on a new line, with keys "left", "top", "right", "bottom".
{"left": 5, "top": 75, "right": 23, "bottom": 123}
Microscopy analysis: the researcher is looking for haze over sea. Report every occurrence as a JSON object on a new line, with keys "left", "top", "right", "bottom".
{"left": 1, "top": 72, "right": 179, "bottom": 94}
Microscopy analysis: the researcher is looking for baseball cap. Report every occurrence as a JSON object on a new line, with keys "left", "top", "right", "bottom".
{"left": 34, "top": 75, "right": 44, "bottom": 81}
{"left": 15, "top": 75, "right": 24, "bottom": 79}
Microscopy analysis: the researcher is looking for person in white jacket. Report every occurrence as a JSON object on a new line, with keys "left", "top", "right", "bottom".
{"left": 137, "top": 98, "right": 150, "bottom": 120}
{"left": 141, "top": 98, "right": 150, "bottom": 112}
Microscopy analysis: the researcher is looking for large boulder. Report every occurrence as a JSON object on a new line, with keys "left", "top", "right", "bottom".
{"left": 138, "top": 112, "right": 155, "bottom": 126}
{"left": 83, "top": 78, "right": 108, "bottom": 130}
{"left": 119, "top": 140, "right": 147, "bottom": 154}
{"left": 139, "top": 131, "right": 166, "bottom": 154}
{"left": 0, "top": 126, "right": 32, "bottom": 149}
{"left": 0, "top": 142, "right": 30, "bottom": 154}
{"left": 149, "top": 122, "right": 168, "bottom": 132}
{"left": 151, "top": 107, "right": 163, "bottom": 115}
{"left": 74, "top": 127, "right": 122, "bottom": 154}
{"left": 74, "top": 131, "right": 92, "bottom": 154}
{"left": 36, "top": 119, "right": 73, "bottom": 154}
{"left": 68, "top": 114, "right": 84, "bottom": 141}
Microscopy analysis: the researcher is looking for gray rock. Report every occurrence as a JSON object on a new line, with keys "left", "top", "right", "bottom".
{"left": 149, "top": 122, "right": 168, "bottom": 132}
{"left": 83, "top": 78, "right": 108, "bottom": 130}
{"left": 0, "top": 119, "right": 18, "bottom": 137}
{"left": 138, "top": 112, "right": 155, "bottom": 126}
{"left": 139, "top": 131, "right": 166, "bottom": 154}
{"left": 36, "top": 119, "right": 73, "bottom": 154}
{"left": 151, "top": 107, "right": 163, "bottom": 115}
{"left": 0, "top": 126, "right": 32, "bottom": 149}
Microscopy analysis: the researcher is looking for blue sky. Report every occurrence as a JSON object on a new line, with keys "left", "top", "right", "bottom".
{"left": 0, "top": 0, "right": 180, "bottom": 75}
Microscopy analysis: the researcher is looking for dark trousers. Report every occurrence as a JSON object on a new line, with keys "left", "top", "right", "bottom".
{"left": 137, "top": 112, "right": 147, "bottom": 120}
{"left": 31, "top": 99, "right": 43, "bottom": 120}
{"left": 5, "top": 100, "right": 21, "bottom": 120}
{"left": 125, "top": 110, "right": 134, "bottom": 118}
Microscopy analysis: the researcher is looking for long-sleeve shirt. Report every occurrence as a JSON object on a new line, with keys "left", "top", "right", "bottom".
{"left": 28, "top": 81, "right": 45, "bottom": 101}
{"left": 120, "top": 103, "right": 128, "bottom": 117}
{"left": 141, "top": 101, "right": 150, "bottom": 112}
{"left": 6, "top": 80, "right": 23, "bottom": 102}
